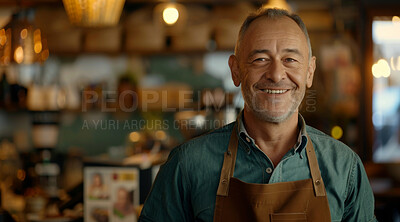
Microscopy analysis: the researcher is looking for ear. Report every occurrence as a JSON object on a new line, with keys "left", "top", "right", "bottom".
{"left": 306, "top": 56, "right": 316, "bottom": 88}
{"left": 229, "top": 55, "right": 241, "bottom": 87}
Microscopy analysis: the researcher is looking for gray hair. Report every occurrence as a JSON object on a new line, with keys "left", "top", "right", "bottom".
{"left": 235, "top": 8, "right": 312, "bottom": 59}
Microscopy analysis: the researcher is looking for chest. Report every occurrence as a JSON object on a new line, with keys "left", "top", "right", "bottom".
{"left": 189, "top": 149, "right": 345, "bottom": 221}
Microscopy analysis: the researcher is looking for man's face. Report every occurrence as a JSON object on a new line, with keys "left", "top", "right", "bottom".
{"left": 230, "top": 16, "right": 316, "bottom": 123}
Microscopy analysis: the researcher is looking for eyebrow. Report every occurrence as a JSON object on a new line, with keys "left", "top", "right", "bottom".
{"left": 249, "top": 49, "right": 270, "bottom": 57}
{"left": 283, "top": 48, "right": 303, "bottom": 57}
{"left": 248, "top": 48, "right": 304, "bottom": 57}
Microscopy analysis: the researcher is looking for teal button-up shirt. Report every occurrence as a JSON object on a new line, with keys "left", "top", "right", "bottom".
{"left": 139, "top": 114, "right": 377, "bottom": 222}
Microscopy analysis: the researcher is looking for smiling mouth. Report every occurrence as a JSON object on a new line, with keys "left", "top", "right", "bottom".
{"left": 261, "top": 89, "right": 289, "bottom": 94}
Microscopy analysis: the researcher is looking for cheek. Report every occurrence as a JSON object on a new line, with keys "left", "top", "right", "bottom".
{"left": 242, "top": 75, "right": 260, "bottom": 91}
{"left": 288, "top": 75, "right": 302, "bottom": 86}
{"left": 243, "top": 68, "right": 265, "bottom": 83}
{"left": 286, "top": 67, "right": 308, "bottom": 86}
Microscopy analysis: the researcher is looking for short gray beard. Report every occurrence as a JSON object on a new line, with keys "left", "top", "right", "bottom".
{"left": 252, "top": 106, "right": 296, "bottom": 123}
{"left": 243, "top": 88, "right": 305, "bottom": 123}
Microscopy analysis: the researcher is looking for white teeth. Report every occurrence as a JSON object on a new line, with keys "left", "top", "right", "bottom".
{"left": 262, "top": 89, "right": 288, "bottom": 94}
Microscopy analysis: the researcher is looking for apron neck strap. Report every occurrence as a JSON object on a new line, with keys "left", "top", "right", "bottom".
{"left": 216, "top": 122, "right": 239, "bottom": 196}
{"left": 216, "top": 121, "right": 327, "bottom": 197}
{"left": 305, "top": 135, "right": 327, "bottom": 197}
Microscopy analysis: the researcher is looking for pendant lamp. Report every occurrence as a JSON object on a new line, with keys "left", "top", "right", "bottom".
{"left": 0, "top": 10, "right": 49, "bottom": 66}
{"left": 62, "top": 0, "right": 125, "bottom": 27}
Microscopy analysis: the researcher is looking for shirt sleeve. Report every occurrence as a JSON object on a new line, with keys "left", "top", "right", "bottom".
{"left": 342, "top": 153, "right": 377, "bottom": 222}
{"left": 139, "top": 146, "right": 193, "bottom": 222}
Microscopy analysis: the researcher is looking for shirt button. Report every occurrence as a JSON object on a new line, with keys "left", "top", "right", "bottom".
{"left": 266, "top": 168, "right": 273, "bottom": 174}
{"left": 245, "top": 137, "right": 251, "bottom": 143}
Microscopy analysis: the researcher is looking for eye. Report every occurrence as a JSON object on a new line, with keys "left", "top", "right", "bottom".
{"left": 252, "top": 58, "right": 269, "bottom": 63}
{"left": 284, "top": 58, "right": 297, "bottom": 63}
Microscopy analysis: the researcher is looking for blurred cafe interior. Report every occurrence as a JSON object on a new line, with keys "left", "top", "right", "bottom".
{"left": 0, "top": 0, "right": 399, "bottom": 221}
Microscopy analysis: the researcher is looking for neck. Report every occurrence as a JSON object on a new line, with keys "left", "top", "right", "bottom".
{"left": 243, "top": 108, "right": 299, "bottom": 166}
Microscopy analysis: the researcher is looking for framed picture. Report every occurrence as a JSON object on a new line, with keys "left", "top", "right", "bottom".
{"left": 84, "top": 167, "right": 139, "bottom": 222}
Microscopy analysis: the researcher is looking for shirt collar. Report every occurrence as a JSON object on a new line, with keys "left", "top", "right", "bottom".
{"left": 238, "top": 111, "right": 307, "bottom": 152}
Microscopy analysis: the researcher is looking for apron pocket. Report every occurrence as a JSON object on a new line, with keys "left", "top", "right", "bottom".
{"left": 270, "top": 212, "right": 307, "bottom": 221}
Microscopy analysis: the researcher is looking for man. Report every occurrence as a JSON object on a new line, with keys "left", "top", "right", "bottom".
{"left": 139, "top": 8, "right": 376, "bottom": 222}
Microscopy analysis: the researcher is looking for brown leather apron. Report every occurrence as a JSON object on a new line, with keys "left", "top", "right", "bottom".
{"left": 213, "top": 123, "right": 331, "bottom": 222}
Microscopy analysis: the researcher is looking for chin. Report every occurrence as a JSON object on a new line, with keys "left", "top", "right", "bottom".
{"left": 252, "top": 109, "right": 295, "bottom": 123}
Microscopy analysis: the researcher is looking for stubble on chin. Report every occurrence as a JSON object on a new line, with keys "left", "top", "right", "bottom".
{"left": 243, "top": 88, "right": 304, "bottom": 124}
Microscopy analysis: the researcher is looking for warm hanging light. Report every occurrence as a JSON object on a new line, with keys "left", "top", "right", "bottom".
{"left": 262, "top": 0, "right": 292, "bottom": 12}
{"left": 33, "top": 29, "right": 42, "bottom": 54}
{"left": 154, "top": 2, "right": 187, "bottom": 35}
{"left": 0, "top": 29, "right": 7, "bottom": 46}
{"left": 14, "top": 46, "right": 23, "bottom": 64}
{"left": 163, "top": 5, "right": 179, "bottom": 25}
{"left": 62, "top": 0, "right": 125, "bottom": 27}
{"left": 0, "top": 10, "right": 49, "bottom": 66}
{"left": 372, "top": 59, "right": 391, "bottom": 78}
{"left": 0, "top": 27, "right": 11, "bottom": 65}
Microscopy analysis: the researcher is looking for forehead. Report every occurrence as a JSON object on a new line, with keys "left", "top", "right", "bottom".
{"left": 240, "top": 16, "right": 308, "bottom": 54}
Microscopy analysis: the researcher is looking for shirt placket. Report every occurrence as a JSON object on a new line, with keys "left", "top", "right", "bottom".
{"left": 240, "top": 134, "right": 274, "bottom": 183}
{"left": 269, "top": 150, "right": 296, "bottom": 183}
{"left": 253, "top": 144, "right": 276, "bottom": 183}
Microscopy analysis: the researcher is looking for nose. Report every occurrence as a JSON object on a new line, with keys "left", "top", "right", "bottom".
{"left": 265, "top": 60, "right": 285, "bottom": 83}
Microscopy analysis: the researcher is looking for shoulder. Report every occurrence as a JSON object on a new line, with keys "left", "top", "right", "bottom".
{"left": 174, "top": 122, "right": 234, "bottom": 156}
{"left": 164, "top": 122, "right": 234, "bottom": 170}
{"left": 306, "top": 125, "right": 356, "bottom": 158}
{"left": 161, "top": 122, "right": 234, "bottom": 190}
{"left": 305, "top": 125, "right": 361, "bottom": 182}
